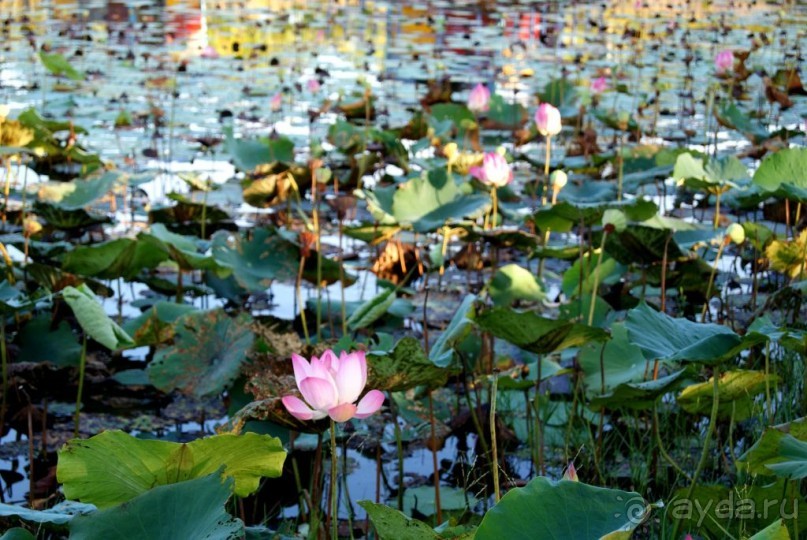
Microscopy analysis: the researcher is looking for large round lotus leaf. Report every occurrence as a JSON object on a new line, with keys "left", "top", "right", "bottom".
{"left": 677, "top": 369, "right": 779, "bottom": 421}
{"left": 17, "top": 315, "right": 82, "bottom": 367}
{"left": 489, "top": 263, "right": 545, "bottom": 306}
{"left": 62, "top": 236, "right": 167, "bottom": 280}
{"left": 367, "top": 336, "right": 451, "bottom": 392}
{"left": 68, "top": 473, "right": 243, "bottom": 540}
{"left": 57, "top": 430, "right": 285, "bottom": 507}
{"left": 739, "top": 417, "right": 807, "bottom": 476}
{"left": 474, "top": 307, "right": 608, "bottom": 355}
{"left": 147, "top": 309, "right": 254, "bottom": 397}
{"left": 364, "top": 168, "right": 489, "bottom": 233}
{"left": 62, "top": 284, "right": 134, "bottom": 351}
{"left": 475, "top": 478, "right": 647, "bottom": 540}
{"left": 625, "top": 302, "right": 743, "bottom": 364}
{"left": 358, "top": 501, "right": 438, "bottom": 540}
{"left": 122, "top": 301, "right": 197, "bottom": 347}
{"left": 753, "top": 148, "right": 807, "bottom": 192}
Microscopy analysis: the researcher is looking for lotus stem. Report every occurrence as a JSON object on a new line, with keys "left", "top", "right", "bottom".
{"left": 713, "top": 191, "right": 721, "bottom": 230}
{"left": 428, "top": 391, "right": 443, "bottom": 523}
{"left": 74, "top": 335, "right": 87, "bottom": 438}
{"left": 439, "top": 225, "right": 449, "bottom": 279}
{"left": 490, "top": 374, "right": 500, "bottom": 503}
{"left": 0, "top": 321, "right": 7, "bottom": 437}
{"left": 201, "top": 186, "right": 208, "bottom": 239}
{"left": 312, "top": 165, "right": 323, "bottom": 341}
{"left": 296, "top": 255, "right": 310, "bottom": 345}
{"left": 588, "top": 231, "right": 609, "bottom": 326}
{"left": 338, "top": 220, "right": 346, "bottom": 337}
{"left": 175, "top": 269, "right": 183, "bottom": 304}
{"left": 537, "top": 188, "right": 559, "bottom": 279}
{"left": 491, "top": 187, "right": 498, "bottom": 229}
{"left": 330, "top": 420, "right": 338, "bottom": 540}
{"left": 541, "top": 136, "right": 551, "bottom": 206}
{"left": 675, "top": 365, "right": 721, "bottom": 539}
{"left": 653, "top": 402, "right": 691, "bottom": 481}
{"left": 617, "top": 139, "right": 624, "bottom": 202}
{"left": 389, "top": 393, "right": 405, "bottom": 511}
{"left": 765, "top": 341, "right": 772, "bottom": 421}
{"left": 700, "top": 238, "right": 727, "bottom": 321}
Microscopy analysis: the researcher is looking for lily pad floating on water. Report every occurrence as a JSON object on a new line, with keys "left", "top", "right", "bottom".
{"left": 37, "top": 170, "right": 124, "bottom": 211}
{"left": 146, "top": 309, "right": 254, "bottom": 397}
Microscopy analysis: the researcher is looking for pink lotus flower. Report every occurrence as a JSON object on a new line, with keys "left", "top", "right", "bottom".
{"left": 469, "top": 152, "right": 513, "bottom": 187}
{"left": 282, "top": 349, "right": 385, "bottom": 423}
{"left": 591, "top": 76, "right": 608, "bottom": 94}
{"left": 715, "top": 50, "right": 733, "bottom": 73}
{"left": 535, "top": 103, "right": 562, "bottom": 137}
{"left": 307, "top": 79, "right": 321, "bottom": 93}
{"left": 467, "top": 83, "right": 491, "bottom": 114}
{"left": 270, "top": 92, "right": 282, "bottom": 112}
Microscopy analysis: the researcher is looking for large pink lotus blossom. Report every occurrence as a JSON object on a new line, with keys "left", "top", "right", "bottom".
{"left": 591, "top": 76, "right": 608, "bottom": 94}
{"left": 469, "top": 151, "right": 513, "bottom": 187}
{"left": 715, "top": 50, "right": 733, "bottom": 73}
{"left": 467, "top": 83, "right": 491, "bottom": 114}
{"left": 535, "top": 103, "right": 562, "bottom": 137}
{"left": 282, "top": 349, "right": 385, "bottom": 423}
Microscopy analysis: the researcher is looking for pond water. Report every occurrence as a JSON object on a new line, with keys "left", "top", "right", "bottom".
{"left": 1, "top": 0, "right": 807, "bottom": 536}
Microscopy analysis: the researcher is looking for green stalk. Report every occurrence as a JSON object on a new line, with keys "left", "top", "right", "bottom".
{"left": 588, "top": 231, "right": 609, "bottom": 326}
{"left": 765, "top": 341, "right": 772, "bottom": 421}
{"left": 330, "top": 420, "right": 338, "bottom": 540}
{"left": 338, "top": 220, "right": 347, "bottom": 337}
{"left": 490, "top": 375, "right": 500, "bottom": 503}
{"left": 428, "top": 391, "right": 442, "bottom": 523}
{"left": 541, "top": 136, "right": 551, "bottom": 206}
{"left": 74, "top": 335, "right": 88, "bottom": 438}
{"left": 675, "top": 365, "right": 721, "bottom": 538}
{"left": 201, "top": 186, "right": 208, "bottom": 239}
{"left": 653, "top": 403, "right": 691, "bottom": 481}
{"left": 701, "top": 240, "right": 727, "bottom": 320}
{"left": 389, "top": 393, "right": 405, "bottom": 512}
{"left": 314, "top": 187, "right": 323, "bottom": 341}
{"left": 0, "top": 321, "right": 7, "bottom": 437}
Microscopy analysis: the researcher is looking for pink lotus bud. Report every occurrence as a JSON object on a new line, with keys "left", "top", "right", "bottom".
{"left": 591, "top": 76, "right": 608, "bottom": 94}
{"left": 469, "top": 151, "right": 513, "bottom": 188}
{"left": 200, "top": 45, "right": 219, "bottom": 59}
{"left": 535, "top": 103, "right": 562, "bottom": 137}
{"left": 715, "top": 50, "right": 733, "bottom": 74}
{"left": 562, "top": 462, "right": 578, "bottom": 481}
{"left": 467, "top": 83, "right": 491, "bottom": 114}
{"left": 270, "top": 92, "right": 282, "bottom": 112}
{"left": 281, "top": 350, "right": 385, "bottom": 423}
